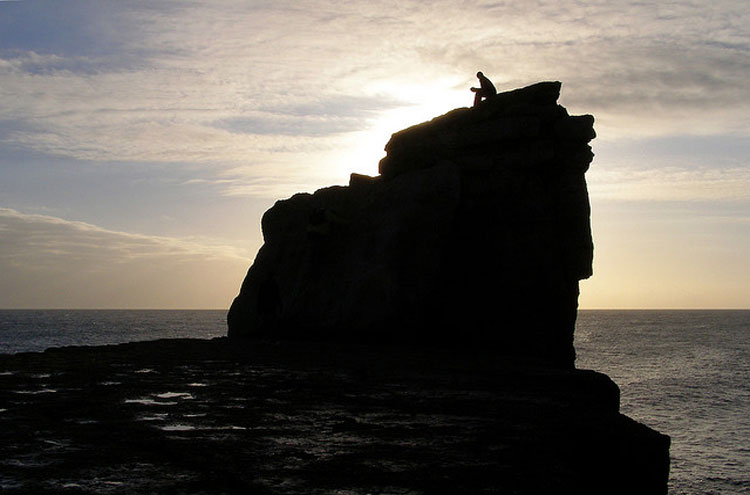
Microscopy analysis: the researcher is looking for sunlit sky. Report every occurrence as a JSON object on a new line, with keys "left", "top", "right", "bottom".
{"left": 1, "top": 0, "right": 749, "bottom": 309}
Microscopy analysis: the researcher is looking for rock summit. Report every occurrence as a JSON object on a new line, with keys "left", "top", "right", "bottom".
{"left": 228, "top": 81, "right": 595, "bottom": 369}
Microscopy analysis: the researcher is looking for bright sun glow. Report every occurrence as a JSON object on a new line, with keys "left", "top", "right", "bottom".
{"left": 331, "top": 79, "right": 470, "bottom": 180}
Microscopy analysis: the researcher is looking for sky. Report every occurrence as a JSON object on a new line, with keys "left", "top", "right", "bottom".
{"left": 1, "top": 0, "right": 749, "bottom": 309}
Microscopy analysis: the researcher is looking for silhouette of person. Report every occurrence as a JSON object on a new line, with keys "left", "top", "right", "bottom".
{"left": 470, "top": 71, "right": 497, "bottom": 106}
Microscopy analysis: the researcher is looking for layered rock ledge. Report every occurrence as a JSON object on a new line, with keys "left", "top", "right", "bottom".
{"left": 0, "top": 339, "right": 670, "bottom": 494}
{"left": 229, "top": 81, "right": 594, "bottom": 368}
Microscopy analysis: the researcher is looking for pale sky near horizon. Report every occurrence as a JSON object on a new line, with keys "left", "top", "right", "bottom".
{"left": 1, "top": 0, "right": 749, "bottom": 309}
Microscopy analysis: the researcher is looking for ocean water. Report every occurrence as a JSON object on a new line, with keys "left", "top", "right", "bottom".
{"left": 0, "top": 310, "right": 226, "bottom": 354}
{"left": 575, "top": 310, "right": 750, "bottom": 495}
{"left": 0, "top": 309, "right": 748, "bottom": 494}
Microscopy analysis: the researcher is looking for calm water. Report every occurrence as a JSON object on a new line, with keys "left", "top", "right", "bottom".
{"left": 0, "top": 309, "right": 748, "bottom": 494}
{"left": 575, "top": 310, "right": 750, "bottom": 495}
{"left": 0, "top": 310, "right": 226, "bottom": 354}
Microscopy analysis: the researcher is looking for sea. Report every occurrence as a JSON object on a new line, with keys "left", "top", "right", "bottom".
{"left": 0, "top": 309, "right": 748, "bottom": 494}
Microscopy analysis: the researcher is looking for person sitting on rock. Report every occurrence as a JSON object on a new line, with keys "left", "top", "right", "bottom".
{"left": 470, "top": 71, "right": 497, "bottom": 107}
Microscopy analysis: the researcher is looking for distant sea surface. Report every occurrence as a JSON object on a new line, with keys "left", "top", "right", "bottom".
{"left": 1, "top": 309, "right": 748, "bottom": 494}
{"left": 575, "top": 310, "right": 750, "bottom": 495}
{"left": 0, "top": 309, "right": 226, "bottom": 355}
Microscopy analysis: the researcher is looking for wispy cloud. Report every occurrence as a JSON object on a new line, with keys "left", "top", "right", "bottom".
{"left": 2, "top": 0, "right": 745, "bottom": 171}
{"left": 589, "top": 133, "right": 750, "bottom": 201}
{"left": 588, "top": 166, "right": 750, "bottom": 202}
{"left": 0, "top": 208, "right": 251, "bottom": 308}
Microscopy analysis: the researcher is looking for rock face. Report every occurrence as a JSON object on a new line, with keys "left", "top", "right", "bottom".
{"left": 226, "top": 83, "right": 670, "bottom": 491}
{"left": 228, "top": 81, "right": 594, "bottom": 369}
{"left": 0, "top": 340, "right": 670, "bottom": 494}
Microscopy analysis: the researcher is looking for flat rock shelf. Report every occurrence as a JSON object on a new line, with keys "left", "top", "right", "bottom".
{"left": 0, "top": 338, "right": 668, "bottom": 494}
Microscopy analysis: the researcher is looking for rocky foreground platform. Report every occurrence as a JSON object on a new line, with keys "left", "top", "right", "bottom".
{"left": 1, "top": 338, "right": 669, "bottom": 494}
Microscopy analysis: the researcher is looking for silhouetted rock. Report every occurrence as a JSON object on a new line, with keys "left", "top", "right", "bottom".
{"left": 0, "top": 339, "right": 670, "bottom": 494}
{"left": 0, "top": 83, "right": 670, "bottom": 493}
{"left": 228, "top": 81, "right": 594, "bottom": 368}
{"left": 224, "top": 83, "right": 670, "bottom": 492}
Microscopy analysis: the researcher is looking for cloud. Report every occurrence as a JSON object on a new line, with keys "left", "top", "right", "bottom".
{"left": 2, "top": 0, "right": 749, "bottom": 310}
{"left": 588, "top": 134, "right": 750, "bottom": 202}
{"left": 4, "top": 2, "right": 748, "bottom": 133}
{"left": 1, "top": 0, "right": 749, "bottom": 191}
{"left": 588, "top": 166, "right": 750, "bottom": 202}
{"left": 0, "top": 0, "right": 167, "bottom": 72}
{"left": 0, "top": 208, "right": 252, "bottom": 308}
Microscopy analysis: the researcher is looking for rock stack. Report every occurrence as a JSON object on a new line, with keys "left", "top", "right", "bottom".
{"left": 0, "top": 85, "right": 672, "bottom": 494}
{"left": 228, "top": 81, "right": 594, "bottom": 369}
{"left": 224, "top": 81, "right": 670, "bottom": 493}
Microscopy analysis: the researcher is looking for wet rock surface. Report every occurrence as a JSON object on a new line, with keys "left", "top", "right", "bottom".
{"left": 1, "top": 339, "right": 669, "bottom": 494}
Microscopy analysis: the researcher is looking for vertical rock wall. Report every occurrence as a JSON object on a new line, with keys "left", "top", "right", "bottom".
{"left": 228, "top": 81, "right": 595, "bottom": 368}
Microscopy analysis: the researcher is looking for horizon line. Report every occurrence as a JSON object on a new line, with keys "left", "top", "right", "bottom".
{"left": 1, "top": 307, "right": 749, "bottom": 311}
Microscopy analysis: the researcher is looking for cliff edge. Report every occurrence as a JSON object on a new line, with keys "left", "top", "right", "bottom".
{"left": 0, "top": 86, "right": 671, "bottom": 493}
{"left": 228, "top": 81, "right": 594, "bottom": 369}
